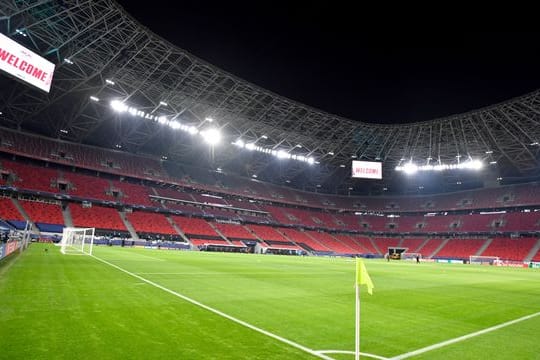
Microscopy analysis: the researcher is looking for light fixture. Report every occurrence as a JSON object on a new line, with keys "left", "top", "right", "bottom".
{"left": 200, "top": 128, "right": 221, "bottom": 145}
{"left": 159, "top": 101, "right": 168, "bottom": 106}
{"left": 105, "top": 79, "right": 115, "bottom": 85}
{"left": 89, "top": 96, "right": 99, "bottom": 102}
{"left": 396, "top": 159, "right": 484, "bottom": 173}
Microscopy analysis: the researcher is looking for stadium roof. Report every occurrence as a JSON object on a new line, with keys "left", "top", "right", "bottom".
{"left": 0, "top": 1, "right": 539, "bottom": 195}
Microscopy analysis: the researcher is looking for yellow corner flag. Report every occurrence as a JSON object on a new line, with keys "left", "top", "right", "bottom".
{"left": 356, "top": 258, "right": 374, "bottom": 295}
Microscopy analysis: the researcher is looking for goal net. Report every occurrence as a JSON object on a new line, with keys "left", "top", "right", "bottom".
{"left": 469, "top": 255, "right": 500, "bottom": 265}
{"left": 401, "top": 252, "right": 422, "bottom": 261}
{"left": 60, "top": 227, "right": 95, "bottom": 255}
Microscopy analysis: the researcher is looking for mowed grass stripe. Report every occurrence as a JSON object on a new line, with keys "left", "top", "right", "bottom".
{"left": 0, "top": 244, "right": 319, "bottom": 359}
{"left": 94, "top": 247, "right": 540, "bottom": 358}
{"left": 2, "top": 244, "right": 540, "bottom": 359}
{"left": 91, "top": 252, "right": 334, "bottom": 360}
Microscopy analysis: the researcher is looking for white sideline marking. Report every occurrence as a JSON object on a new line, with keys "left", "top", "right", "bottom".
{"left": 390, "top": 310, "right": 540, "bottom": 359}
{"left": 91, "top": 255, "right": 335, "bottom": 360}
{"left": 317, "top": 350, "right": 388, "bottom": 359}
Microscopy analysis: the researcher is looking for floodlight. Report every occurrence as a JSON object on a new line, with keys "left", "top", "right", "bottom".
{"left": 110, "top": 100, "right": 127, "bottom": 112}
{"left": 402, "top": 162, "right": 418, "bottom": 175}
{"left": 159, "top": 101, "right": 168, "bottom": 106}
{"left": 245, "top": 143, "right": 255, "bottom": 151}
{"left": 276, "top": 150, "right": 290, "bottom": 159}
{"left": 234, "top": 139, "right": 245, "bottom": 147}
{"left": 169, "top": 121, "right": 181, "bottom": 130}
{"left": 307, "top": 157, "right": 315, "bottom": 165}
{"left": 89, "top": 96, "right": 99, "bottom": 102}
{"left": 201, "top": 128, "right": 221, "bottom": 145}
{"left": 105, "top": 79, "right": 115, "bottom": 85}
{"left": 188, "top": 126, "right": 199, "bottom": 135}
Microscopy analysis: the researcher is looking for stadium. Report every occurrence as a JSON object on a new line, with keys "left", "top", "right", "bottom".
{"left": 1, "top": 2, "right": 539, "bottom": 359}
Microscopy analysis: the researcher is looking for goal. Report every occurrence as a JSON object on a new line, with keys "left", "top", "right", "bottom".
{"left": 469, "top": 255, "right": 499, "bottom": 265}
{"left": 60, "top": 227, "right": 95, "bottom": 255}
{"left": 401, "top": 252, "right": 422, "bottom": 261}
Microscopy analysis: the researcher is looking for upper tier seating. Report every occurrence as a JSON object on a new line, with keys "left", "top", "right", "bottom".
{"left": 61, "top": 171, "right": 111, "bottom": 200}
{"left": 0, "top": 128, "right": 166, "bottom": 180}
{"left": 1, "top": 160, "right": 59, "bottom": 193}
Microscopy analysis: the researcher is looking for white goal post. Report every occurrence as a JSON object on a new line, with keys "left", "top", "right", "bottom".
{"left": 469, "top": 255, "right": 500, "bottom": 265}
{"left": 401, "top": 252, "right": 422, "bottom": 260}
{"left": 60, "top": 227, "right": 95, "bottom": 255}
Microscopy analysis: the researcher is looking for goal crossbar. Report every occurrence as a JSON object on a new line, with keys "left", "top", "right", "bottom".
{"left": 60, "top": 227, "right": 95, "bottom": 255}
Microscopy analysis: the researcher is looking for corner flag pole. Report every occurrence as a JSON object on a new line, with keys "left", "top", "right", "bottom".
{"left": 355, "top": 258, "right": 374, "bottom": 360}
{"left": 355, "top": 273, "right": 361, "bottom": 360}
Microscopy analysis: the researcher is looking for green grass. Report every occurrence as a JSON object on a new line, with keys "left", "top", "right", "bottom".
{"left": 1, "top": 244, "right": 539, "bottom": 359}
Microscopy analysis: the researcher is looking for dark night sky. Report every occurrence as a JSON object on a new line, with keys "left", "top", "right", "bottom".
{"left": 116, "top": 1, "right": 540, "bottom": 124}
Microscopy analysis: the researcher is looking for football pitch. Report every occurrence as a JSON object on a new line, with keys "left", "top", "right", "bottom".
{"left": 1, "top": 244, "right": 539, "bottom": 359}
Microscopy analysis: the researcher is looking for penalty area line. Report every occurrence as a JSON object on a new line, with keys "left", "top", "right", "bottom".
{"left": 316, "top": 350, "right": 388, "bottom": 359}
{"left": 390, "top": 310, "right": 540, "bottom": 359}
{"left": 91, "top": 255, "right": 334, "bottom": 360}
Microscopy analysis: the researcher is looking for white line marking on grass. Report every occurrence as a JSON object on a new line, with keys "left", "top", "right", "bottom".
{"left": 317, "top": 350, "right": 388, "bottom": 359}
{"left": 390, "top": 310, "right": 540, "bottom": 359}
{"left": 91, "top": 255, "right": 334, "bottom": 360}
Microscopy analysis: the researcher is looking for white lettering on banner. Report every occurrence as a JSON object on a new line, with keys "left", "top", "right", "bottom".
{"left": 352, "top": 161, "right": 382, "bottom": 179}
{"left": 0, "top": 33, "right": 55, "bottom": 93}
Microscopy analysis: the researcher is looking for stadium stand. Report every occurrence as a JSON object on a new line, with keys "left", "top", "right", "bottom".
{"left": 0, "top": 197, "right": 23, "bottom": 221}
{"left": 171, "top": 216, "right": 219, "bottom": 237}
{"left": 126, "top": 211, "right": 177, "bottom": 235}
{"left": 247, "top": 224, "right": 288, "bottom": 242}
{"left": 434, "top": 238, "right": 487, "bottom": 259}
{"left": 19, "top": 200, "right": 64, "bottom": 225}
{"left": 480, "top": 237, "right": 538, "bottom": 262}
{"left": 69, "top": 203, "right": 126, "bottom": 231}
{"left": 214, "top": 223, "right": 257, "bottom": 240}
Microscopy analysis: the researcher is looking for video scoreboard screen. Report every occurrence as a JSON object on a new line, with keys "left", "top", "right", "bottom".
{"left": 351, "top": 160, "right": 382, "bottom": 179}
{"left": 0, "top": 33, "right": 55, "bottom": 93}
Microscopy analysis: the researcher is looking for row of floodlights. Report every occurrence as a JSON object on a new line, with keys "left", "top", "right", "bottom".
{"left": 233, "top": 139, "right": 316, "bottom": 164}
{"left": 109, "top": 100, "right": 221, "bottom": 145}
{"left": 395, "top": 159, "right": 484, "bottom": 174}
{"left": 109, "top": 100, "right": 317, "bottom": 164}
